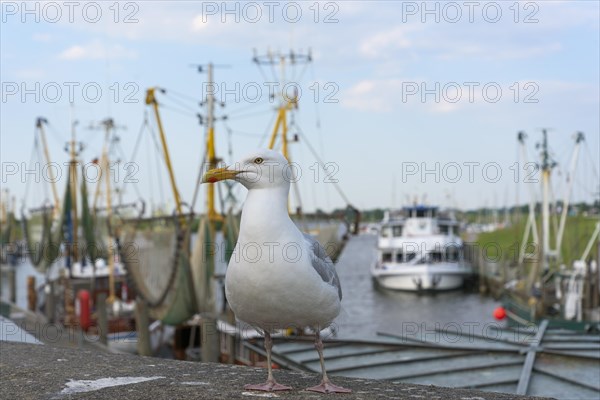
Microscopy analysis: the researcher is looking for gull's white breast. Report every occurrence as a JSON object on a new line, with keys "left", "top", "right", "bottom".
{"left": 225, "top": 229, "right": 340, "bottom": 330}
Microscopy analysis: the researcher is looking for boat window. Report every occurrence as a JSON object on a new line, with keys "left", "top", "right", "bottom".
{"left": 396, "top": 252, "right": 403, "bottom": 262}
{"left": 382, "top": 252, "right": 392, "bottom": 262}
{"left": 431, "top": 252, "right": 443, "bottom": 263}
{"left": 392, "top": 226, "right": 403, "bottom": 237}
{"left": 446, "top": 246, "right": 460, "bottom": 262}
{"left": 439, "top": 225, "right": 449, "bottom": 234}
{"left": 381, "top": 226, "right": 391, "bottom": 238}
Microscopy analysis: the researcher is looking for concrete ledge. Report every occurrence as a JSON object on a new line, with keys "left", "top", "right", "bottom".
{"left": 0, "top": 341, "right": 553, "bottom": 399}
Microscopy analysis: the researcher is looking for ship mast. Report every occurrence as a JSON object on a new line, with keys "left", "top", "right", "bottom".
{"left": 253, "top": 49, "right": 311, "bottom": 214}
{"left": 145, "top": 88, "right": 184, "bottom": 218}
{"left": 67, "top": 109, "right": 81, "bottom": 264}
{"left": 36, "top": 118, "right": 60, "bottom": 217}
{"left": 204, "top": 63, "right": 221, "bottom": 223}
{"left": 100, "top": 118, "right": 117, "bottom": 303}
{"left": 539, "top": 129, "right": 554, "bottom": 270}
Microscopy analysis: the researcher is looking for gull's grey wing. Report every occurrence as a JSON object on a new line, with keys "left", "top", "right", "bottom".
{"left": 303, "top": 233, "right": 342, "bottom": 300}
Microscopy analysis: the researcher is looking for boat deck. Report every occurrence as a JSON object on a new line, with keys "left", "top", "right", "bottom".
{"left": 259, "top": 321, "right": 599, "bottom": 399}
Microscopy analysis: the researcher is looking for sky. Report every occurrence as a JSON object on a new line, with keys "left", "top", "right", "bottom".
{"left": 1, "top": 1, "right": 599, "bottom": 214}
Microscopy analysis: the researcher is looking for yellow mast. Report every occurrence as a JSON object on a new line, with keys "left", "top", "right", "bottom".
{"left": 37, "top": 118, "right": 60, "bottom": 216}
{"left": 100, "top": 119, "right": 117, "bottom": 303}
{"left": 263, "top": 53, "right": 300, "bottom": 213}
{"left": 205, "top": 63, "right": 222, "bottom": 223}
{"left": 145, "top": 88, "right": 184, "bottom": 217}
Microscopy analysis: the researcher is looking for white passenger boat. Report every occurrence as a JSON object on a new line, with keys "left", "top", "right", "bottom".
{"left": 371, "top": 206, "right": 472, "bottom": 291}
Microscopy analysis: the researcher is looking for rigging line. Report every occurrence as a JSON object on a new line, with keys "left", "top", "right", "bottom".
{"left": 256, "top": 62, "right": 270, "bottom": 84}
{"left": 162, "top": 92, "right": 201, "bottom": 114}
{"left": 24, "top": 133, "right": 40, "bottom": 202}
{"left": 159, "top": 104, "right": 201, "bottom": 119}
{"left": 258, "top": 112, "right": 277, "bottom": 148}
{"left": 228, "top": 110, "right": 273, "bottom": 120}
{"left": 309, "top": 62, "right": 325, "bottom": 146}
{"left": 189, "top": 128, "right": 208, "bottom": 214}
{"left": 226, "top": 101, "right": 269, "bottom": 116}
{"left": 147, "top": 123, "right": 166, "bottom": 208}
{"left": 145, "top": 127, "right": 155, "bottom": 212}
{"left": 121, "top": 119, "right": 149, "bottom": 201}
{"left": 161, "top": 87, "right": 201, "bottom": 103}
{"left": 45, "top": 121, "right": 66, "bottom": 146}
{"left": 269, "top": 57, "right": 279, "bottom": 85}
{"left": 294, "top": 61, "right": 310, "bottom": 85}
{"left": 583, "top": 140, "right": 600, "bottom": 182}
{"left": 295, "top": 124, "right": 352, "bottom": 206}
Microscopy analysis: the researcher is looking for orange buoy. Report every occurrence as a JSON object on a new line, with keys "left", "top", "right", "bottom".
{"left": 493, "top": 306, "right": 506, "bottom": 320}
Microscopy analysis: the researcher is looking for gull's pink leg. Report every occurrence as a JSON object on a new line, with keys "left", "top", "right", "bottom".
{"left": 244, "top": 331, "right": 292, "bottom": 391}
{"left": 306, "top": 331, "right": 352, "bottom": 394}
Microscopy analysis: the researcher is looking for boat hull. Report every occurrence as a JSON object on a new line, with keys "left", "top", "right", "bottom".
{"left": 371, "top": 263, "right": 471, "bottom": 291}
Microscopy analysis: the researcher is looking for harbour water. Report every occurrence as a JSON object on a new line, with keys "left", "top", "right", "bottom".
{"left": 2, "top": 232, "right": 501, "bottom": 342}
{"left": 334, "top": 233, "right": 501, "bottom": 340}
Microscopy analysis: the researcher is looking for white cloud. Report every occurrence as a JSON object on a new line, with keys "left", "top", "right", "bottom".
{"left": 191, "top": 14, "right": 209, "bottom": 32}
{"left": 58, "top": 41, "right": 137, "bottom": 61}
{"left": 359, "top": 27, "right": 414, "bottom": 58}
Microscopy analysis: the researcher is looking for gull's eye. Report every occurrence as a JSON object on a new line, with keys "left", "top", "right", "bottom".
{"left": 254, "top": 157, "right": 264, "bottom": 164}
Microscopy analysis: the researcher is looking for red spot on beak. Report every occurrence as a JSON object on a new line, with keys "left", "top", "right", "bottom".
{"left": 208, "top": 177, "right": 218, "bottom": 183}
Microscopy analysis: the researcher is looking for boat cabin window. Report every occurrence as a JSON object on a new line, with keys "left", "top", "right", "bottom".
{"left": 382, "top": 252, "right": 392, "bottom": 262}
{"left": 430, "top": 252, "right": 443, "bottom": 262}
{"left": 446, "top": 246, "right": 460, "bottom": 262}
{"left": 392, "top": 226, "right": 403, "bottom": 237}
{"left": 396, "top": 252, "right": 403, "bottom": 262}
{"left": 380, "top": 226, "right": 391, "bottom": 238}
{"left": 439, "top": 224, "right": 449, "bottom": 234}
{"left": 405, "top": 253, "right": 416, "bottom": 262}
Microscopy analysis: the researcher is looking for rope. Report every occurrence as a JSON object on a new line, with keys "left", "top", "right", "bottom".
{"left": 295, "top": 124, "right": 352, "bottom": 206}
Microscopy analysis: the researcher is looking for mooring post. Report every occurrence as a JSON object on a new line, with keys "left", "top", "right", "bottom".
{"left": 226, "top": 306, "right": 236, "bottom": 364}
{"left": 27, "top": 276, "right": 36, "bottom": 312}
{"left": 45, "top": 281, "right": 55, "bottom": 323}
{"left": 9, "top": 268, "right": 16, "bottom": 304}
{"left": 135, "top": 297, "right": 152, "bottom": 356}
{"left": 478, "top": 247, "right": 487, "bottom": 294}
{"left": 201, "top": 313, "right": 219, "bottom": 363}
{"left": 97, "top": 293, "right": 108, "bottom": 346}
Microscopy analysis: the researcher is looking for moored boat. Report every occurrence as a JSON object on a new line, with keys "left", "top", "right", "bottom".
{"left": 371, "top": 205, "right": 472, "bottom": 291}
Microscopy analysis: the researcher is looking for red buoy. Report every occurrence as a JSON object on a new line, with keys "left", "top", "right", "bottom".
{"left": 493, "top": 306, "right": 506, "bottom": 320}
{"left": 77, "top": 290, "right": 91, "bottom": 330}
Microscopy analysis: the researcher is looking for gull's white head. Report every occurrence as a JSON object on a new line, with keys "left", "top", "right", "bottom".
{"left": 202, "top": 148, "right": 291, "bottom": 191}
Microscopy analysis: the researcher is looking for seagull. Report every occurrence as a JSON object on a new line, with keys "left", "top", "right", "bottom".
{"left": 202, "top": 149, "right": 351, "bottom": 394}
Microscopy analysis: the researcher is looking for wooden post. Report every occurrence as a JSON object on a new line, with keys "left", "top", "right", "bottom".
{"left": 201, "top": 313, "right": 219, "bottom": 363}
{"left": 45, "top": 281, "right": 55, "bottom": 323}
{"left": 27, "top": 276, "right": 36, "bottom": 312}
{"left": 97, "top": 293, "right": 108, "bottom": 346}
{"left": 226, "top": 307, "right": 236, "bottom": 364}
{"left": 478, "top": 247, "right": 487, "bottom": 295}
{"left": 9, "top": 268, "right": 16, "bottom": 304}
{"left": 135, "top": 297, "right": 152, "bottom": 356}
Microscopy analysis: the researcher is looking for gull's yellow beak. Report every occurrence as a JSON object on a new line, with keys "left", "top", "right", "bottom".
{"left": 201, "top": 167, "right": 240, "bottom": 183}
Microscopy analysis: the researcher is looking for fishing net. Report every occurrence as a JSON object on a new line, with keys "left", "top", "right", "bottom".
{"left": 119, "top": 211, "right": 196, "bottom": 325}
{"left": 21, "top": 172, "right": 71, "bottom": 272}
{"left": 190, "top": 212, "right": 239, "bottom": 313}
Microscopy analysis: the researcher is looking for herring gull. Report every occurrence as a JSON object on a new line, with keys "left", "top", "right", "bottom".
{"left": 202, "top": 149, "right": 350, "bottom": 393}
